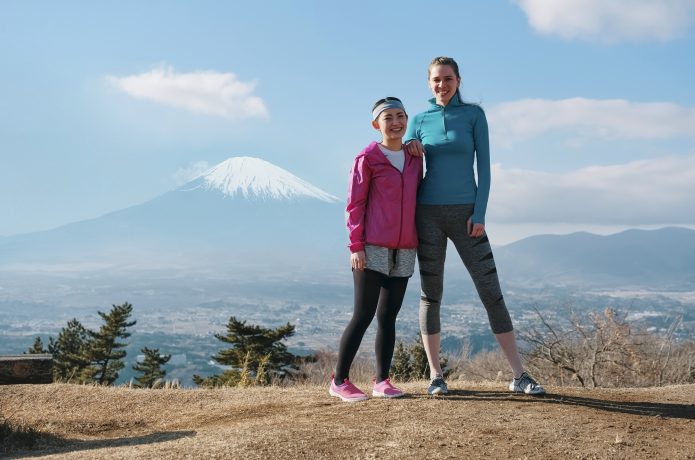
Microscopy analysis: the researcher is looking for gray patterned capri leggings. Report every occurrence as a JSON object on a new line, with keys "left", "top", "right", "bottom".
{"left": 417, "top": 204, "right": 513, "bottom": 335}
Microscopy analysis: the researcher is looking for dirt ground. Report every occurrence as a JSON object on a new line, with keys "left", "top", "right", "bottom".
{"left": 1, "top": 381, "right": 694, "bottom": 459}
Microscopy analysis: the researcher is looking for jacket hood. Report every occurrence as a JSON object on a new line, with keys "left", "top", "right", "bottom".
{"left": 356, "top": 141, "right": 417, "bottom": 167}
{"left": 355, "top": 141, "right": 382, "bottom": 160}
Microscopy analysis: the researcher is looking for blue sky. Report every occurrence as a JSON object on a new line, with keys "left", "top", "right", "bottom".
{"left": 2, "top": 0, "right": 694, "bottom": 244}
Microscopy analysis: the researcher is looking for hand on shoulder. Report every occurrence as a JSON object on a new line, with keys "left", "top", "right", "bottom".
{"left": 404, "top": 140, "right": 425, "bottom": 158}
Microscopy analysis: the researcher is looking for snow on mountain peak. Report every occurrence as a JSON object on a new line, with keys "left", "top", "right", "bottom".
{"left": 184, "top": 156, "right": 340, "bottom": 203}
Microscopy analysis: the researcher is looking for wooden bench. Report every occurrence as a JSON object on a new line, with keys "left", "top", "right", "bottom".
{"left": 0, "top": 354, "right": 53, "bottom": 384}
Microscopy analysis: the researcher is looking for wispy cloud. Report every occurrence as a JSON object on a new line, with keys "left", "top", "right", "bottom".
{"left": 514, "top": 0, "right": 695, "bottom": 43}
{"left": 489, "top": 155, "right": 695, "bottom": 225}
{"left": 107, "top": 64, "right": 269, "bottom": 119}
{"left": 173, "top": 161, "right": 210, "bottom": 185}
{"left": 488, "top": 98, "right": 695, "bottom": 147}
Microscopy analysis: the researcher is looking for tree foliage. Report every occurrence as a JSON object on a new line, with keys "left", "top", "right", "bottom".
{"left": 193, "top": 316, "right": 300, "bottom": 387}
{"left": 391, "top": 341, "right": 413, "bottom": 382}
{"left": 47, "top": 319, "right": 91, "bottom": 382}
{"left": 82, "top": 302, "right": 137, "bottom": 385}
{"left": 25, "top": 337, "right": 47, "bottom": 354}
{"left": 132, "top": 347, "right": 171, "bottom": 388}
{"left": 391, "top": 337, "right": 450, "bottom": 381}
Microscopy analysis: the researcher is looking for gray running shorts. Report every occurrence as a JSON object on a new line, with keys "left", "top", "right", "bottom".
{"left": 364, "top": 244, "right": 416, "bottom": 277}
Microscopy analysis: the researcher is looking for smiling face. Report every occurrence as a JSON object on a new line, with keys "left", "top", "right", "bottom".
{"left": 372, "top": 108, "right": 408, "bottom": 143}
{"left": 428, "top": 64, "right": 461, "bottom": 106}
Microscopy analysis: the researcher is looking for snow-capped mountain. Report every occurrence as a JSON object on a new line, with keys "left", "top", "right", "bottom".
{"left": 3, "top": 156, "right": 695, "bottom": 290}
{"left": 0, "top": 157, "right": 347, "bottom": 271}
{"left": 183, "top": 157, "right": 339, "bottom": 203}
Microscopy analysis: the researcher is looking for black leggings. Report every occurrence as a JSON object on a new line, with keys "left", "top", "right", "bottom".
{"left": 334, "top": 269, "right": 409, "bottom": 383}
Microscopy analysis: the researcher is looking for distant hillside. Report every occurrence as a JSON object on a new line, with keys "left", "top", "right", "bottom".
{"left": 2, "top": 158, "right": 694, "bottom": 292}
{"left": 494, "top": 227, "right": 695, "bottom": 288}
{"left": 1, "top": 382, "right": 694, "bottom": 459}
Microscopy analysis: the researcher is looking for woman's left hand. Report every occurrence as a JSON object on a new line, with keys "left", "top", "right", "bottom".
{"left": 467, "top": 218, "right": 485, "bottom": 238}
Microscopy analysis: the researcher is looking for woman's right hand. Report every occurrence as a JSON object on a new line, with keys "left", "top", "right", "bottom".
{"left": 467, "top": 218, "right": 485, "bottom": 238}
{"left": 404, "top": 140, "right": 425, "bottom": 157}
{"left": 351, "top": 251, "right": 366, "bottom": 271}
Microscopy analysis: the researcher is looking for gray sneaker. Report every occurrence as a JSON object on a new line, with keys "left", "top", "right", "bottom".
{"left": 509, "top": 372, "right": 545, "bottom": 395}
{"left": 427, "top": 376, "right": 448, "bottom": 395}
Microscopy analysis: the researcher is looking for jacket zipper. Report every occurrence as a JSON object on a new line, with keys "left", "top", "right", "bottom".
{"left": 377, "top": 146, "right": 406, "bottom": 249}
{"left": 441, "top": 106, "right": 448, "bottom": 140}
{"left": 397, "top": 156, "right": 406, "bottom": 247}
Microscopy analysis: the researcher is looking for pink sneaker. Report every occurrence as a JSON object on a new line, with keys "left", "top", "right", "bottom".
{"left": 329, "top": 376, "right": 368, "bottom": 402}
{"left": 372, "top": 378, "right": 404, "bottom": 398}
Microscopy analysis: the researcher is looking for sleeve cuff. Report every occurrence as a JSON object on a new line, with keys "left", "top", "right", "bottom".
{"left": 348, "top": 242, "right": 365, "bottom": 252}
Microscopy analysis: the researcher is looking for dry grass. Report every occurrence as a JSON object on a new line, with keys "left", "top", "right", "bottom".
{"left": 1, "top": 381, "right": 694, "bottom": 459}
{"left": 295, "top": 349, "right": 377, "bottom": 386}
{"left": 0, "top": 418, "right": 52, "bottom": 452}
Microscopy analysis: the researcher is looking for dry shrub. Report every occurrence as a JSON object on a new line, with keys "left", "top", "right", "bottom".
{"left": 447, "top": 348, "right": 510, "bottom": 382}
{"left": 123, "top": 378, "right": 181, "bottom": 389}
{"left": 294, "top": 349, "right": 377, "bottom": 386}
{"left": 520, "top": 307, "right": 695, "bottom": 388}
{"left": 0, "top": 417, "right": 48, "bottom": 453}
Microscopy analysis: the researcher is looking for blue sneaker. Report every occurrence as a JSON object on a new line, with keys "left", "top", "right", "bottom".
{"left": 509, "top": 372, "right": 545, "bottom": 395}
{"left": 427, "top": 376, "right": 448, "bottom": 395}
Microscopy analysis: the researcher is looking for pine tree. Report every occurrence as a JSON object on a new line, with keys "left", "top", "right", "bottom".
{"left": 132, "top": 347, "right": 171, "bottom": 388}
{"left": 389, "top": 336, "right": 450, "bottom": 381}
{"left": 25, "top": 336, "right": 47, "bottom": 354}
{"left": 410, "top": 336, "right": 431, "bottom": 380}
{"left": 48, "top": 319, "right": 91, "bottom": 382}
{"left": 83, "top": 302, "right": 136, "bottom": 385}
{"left": 390, "top": 340, "right": 413, "bottom": 381}
{"left": 193, "top": 316, "right": 299, "bottom": 387}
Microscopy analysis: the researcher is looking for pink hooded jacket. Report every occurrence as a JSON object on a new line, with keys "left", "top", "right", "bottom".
{"left": 346, "top": 142, "right": 423, "bottom": 253}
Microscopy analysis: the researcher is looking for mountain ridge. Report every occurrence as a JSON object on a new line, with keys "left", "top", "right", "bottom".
{"left": 0, "top": 156, "right": 346, "bottom": 269}
{"left": 1, "top": 155, "right": 694, "bottom": 289}
{"left": 494, "top": 226, "right": 695, "bottom": 288}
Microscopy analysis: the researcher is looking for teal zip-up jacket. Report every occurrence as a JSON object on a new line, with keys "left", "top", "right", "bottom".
{"left": 405, "top": 91, "right": 491, "bottom": 224}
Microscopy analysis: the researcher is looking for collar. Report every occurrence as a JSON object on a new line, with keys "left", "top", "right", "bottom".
{"left": 428, "top": 90, "right": 465, "bottom": 110}
{"left": 364, "top": 141, "right": 413, "bottom": 167}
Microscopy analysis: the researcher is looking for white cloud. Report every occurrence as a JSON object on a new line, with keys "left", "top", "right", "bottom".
{"left": 173, "top": 161, "right": 210, "bottom": 185}
{"left": 107, "top": 64, "right": 268, "bottom": 119}
{"left": 488, "top": 98, "right": 695, "bottom": 147}
{"left": 514, "top": 0, "right": 695, "bottom": 43}
{"left": 488, "top": 155, "right": 695, "bottom": 225}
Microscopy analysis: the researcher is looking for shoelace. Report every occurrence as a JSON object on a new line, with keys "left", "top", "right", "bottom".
{"left": 517, "top": 373, "right": 538, "bottom": 388}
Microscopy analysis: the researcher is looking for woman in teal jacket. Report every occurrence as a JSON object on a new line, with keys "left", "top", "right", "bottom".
{"left": 405, "top": 57, "right": 544, "bottom": 396}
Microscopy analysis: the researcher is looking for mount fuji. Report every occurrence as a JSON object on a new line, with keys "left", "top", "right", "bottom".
{"left": 183, "top": 157, "right": 339, "bottom": 203}
{"left": 6, "top": 156, "right": 693, "bottom": 290}
{"left": 0, "top": 157, "right": 348, "bottom": 272}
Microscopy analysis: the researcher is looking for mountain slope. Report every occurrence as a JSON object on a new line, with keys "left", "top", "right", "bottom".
{"left": 0, "top": 156, "right": 346, "bottom": 269}
{"left": 494, "top": 227, "right": 695, "bottom": 288}
{"left": 3, "top": 157, "right": 695, "bottom": 290}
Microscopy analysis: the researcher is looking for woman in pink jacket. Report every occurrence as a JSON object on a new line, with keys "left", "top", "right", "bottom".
{"left": 330, "top": 97, "right": 423, "bottom": 402}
